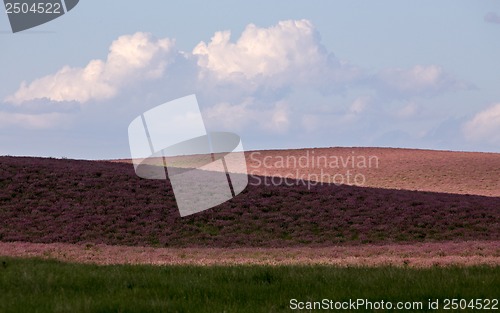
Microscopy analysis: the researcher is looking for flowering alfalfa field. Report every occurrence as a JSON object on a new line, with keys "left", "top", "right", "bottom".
{"left": 0, "top": 156, "right": 498, "bottom": 247}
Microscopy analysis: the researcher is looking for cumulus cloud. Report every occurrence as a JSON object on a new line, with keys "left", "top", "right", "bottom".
{"left": 6, "top": 21, "right": 464, "bottom": 111}
{"left": 6, "top": 33, "right": 176, "bottom": 104}
{"left": 193, "top": 19, "right": 357, "bottom": 90}
{"left": 3, "top": 20, "right": 472, "bottom": 148}
{"left": 463, "top": 103, "right": 500, "bottom": 145}
{"left": 376, "top": 65, "right": 469, "bottom": 97}
{"left": 484, "top": 12, "right": 500, "bottom": 24}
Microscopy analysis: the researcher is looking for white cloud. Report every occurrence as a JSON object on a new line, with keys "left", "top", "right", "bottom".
{"left": 193, "top": 19, "right": 354, "bottom": 89}
{"left": 3, "top": 20, "right": 473, "bottom": 149}
{"left": 6, "top": 32, "right": 175, "bottom": 104}
{"left": 6, "top": 22, "right": 464, "bottom": 112}
{"left": 463, "top": 103, "right": 500, "bottom": 144}
{"left": 377, "top": 65, "right": 468, "bottom": 97}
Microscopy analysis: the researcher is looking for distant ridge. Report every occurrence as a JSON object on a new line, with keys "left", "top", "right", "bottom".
{"left": 114, "top": 147, "right": 500, "bottom": 197}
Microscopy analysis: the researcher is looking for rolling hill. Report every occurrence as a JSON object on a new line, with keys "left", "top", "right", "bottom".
{"left": 1, "top": 148, "right": 498, "bottom": 248}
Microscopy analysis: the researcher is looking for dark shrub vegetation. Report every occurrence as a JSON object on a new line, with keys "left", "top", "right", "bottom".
{"left": 0, "top": 156, "right": 498, "bottom": 247}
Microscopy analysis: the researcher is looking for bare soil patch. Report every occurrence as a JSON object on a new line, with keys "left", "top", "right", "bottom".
{"left": 115, "top": 147, "right": 500, "bottom": 197}
{"left": 244, "top": 147, "right": 499, "bottom": 197}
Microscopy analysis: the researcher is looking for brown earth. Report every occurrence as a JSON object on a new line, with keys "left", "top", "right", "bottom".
{"left": 246, "top": 148, "right": 500, "bottom": 197}
{"left": 115, "top": 147, "right": 500, "bottom": 197}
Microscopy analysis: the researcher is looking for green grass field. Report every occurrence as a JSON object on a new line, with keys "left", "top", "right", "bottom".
{"left": 0, "top": 257, "right": 498, "bottom": 312}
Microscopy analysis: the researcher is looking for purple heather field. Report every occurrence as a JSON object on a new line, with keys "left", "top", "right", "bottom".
{"left": 0, "top": 156, "right": 498, "bottom": 247}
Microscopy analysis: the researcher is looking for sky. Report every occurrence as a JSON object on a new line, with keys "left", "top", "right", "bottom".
{"left": 1, "top": 1, "right": 500, "bottom": 159}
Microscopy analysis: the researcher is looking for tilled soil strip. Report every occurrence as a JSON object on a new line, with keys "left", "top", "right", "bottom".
{"left": 0, "top": 241, "right": 498, "bottom": 267}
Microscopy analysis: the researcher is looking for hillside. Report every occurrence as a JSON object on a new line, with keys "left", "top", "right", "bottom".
{"left": 117, "top": 147, "right": 500, "bottom": 197}
{"left": 0, "top": 154, "right": 498, "bottom": 248}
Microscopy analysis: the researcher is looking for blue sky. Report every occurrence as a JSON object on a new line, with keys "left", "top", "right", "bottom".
{"left": 1, "top": 1, "right": 500, "bottom": 159}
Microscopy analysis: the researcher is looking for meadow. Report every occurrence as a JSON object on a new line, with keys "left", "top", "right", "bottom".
{"left": 0, "top": 257, "right": 498, "bottom": 313}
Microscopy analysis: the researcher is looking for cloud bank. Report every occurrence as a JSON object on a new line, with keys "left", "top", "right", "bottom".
{"left": 6, "top": 21, "right": 465, "bottom": 108}
{"left": 6, "top": 33, "right": 175, "bottom": 104}
{"left": 4, "top": 19, "right": 490, "bottom": 152}
{"left": 193, "top": 20, "right": 348, "bottom": 88}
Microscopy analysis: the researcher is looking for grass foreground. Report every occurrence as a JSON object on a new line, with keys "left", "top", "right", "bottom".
{"left": 0, "top": 257, "right": 498, "bottom": 312}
